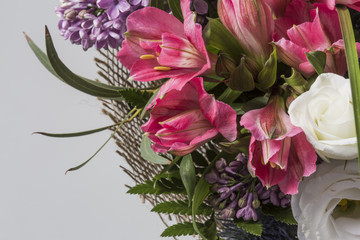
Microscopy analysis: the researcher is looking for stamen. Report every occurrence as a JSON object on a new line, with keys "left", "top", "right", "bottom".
{"left": 269, "top": 162, "right": 278, "bottom": 169}
{"left": 140, "top": 54, "right": 156, "bottom": 60}
{"left": 154, "top": 66, "right": 171, "bottom": 71}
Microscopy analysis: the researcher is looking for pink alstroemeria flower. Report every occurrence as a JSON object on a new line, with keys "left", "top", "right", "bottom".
{"left": 275, "top": 4, "right": 360, "bottom": 77}
{"left": 240, "top": 96, "right": 317, "bottom": 195}
{"left": 141, "top": 77, "right": 237, "bottom": 156}
{"left": 117, "top": 0, "right": 215, "bottom": 94}
{"left": 218, "top": 0, "right": 274, "bottom": 65}
{"left": 263, "top": 0, "right": 290, "bottom": 17}
{"left": 316, "top": 0, "right": 360, "bottom": 11}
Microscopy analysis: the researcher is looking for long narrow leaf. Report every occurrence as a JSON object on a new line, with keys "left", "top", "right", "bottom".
{"left": 33, "top": 122, "right": 121, "bottom": 138}
{"left": 337, "top": 6, "right": 360, "bottom": 172}
{"left": 45, "top": 26, "right": 124, "bottom": 99}
{"left": 167, "top": 0, "right": 183, "bottom": 22}
{"left": 180, "top": 154, "right": 196, "bottom": 205}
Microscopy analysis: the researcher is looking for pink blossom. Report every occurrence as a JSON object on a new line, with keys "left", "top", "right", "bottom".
{"left": 117, "top": 0, "right": 215, "bottom": 91}
{"left": 263, "top": 0, "right": 290, "bottom": 17}
{"left": 316, "top": 0, "right": 360, "bottom": 11}
{"left": 240, "top": 96, "right": 317, "bottom": 195}
{"left": 218, "top": 0, "right": 274, "bottom": 65}
{"left": 141, "top": 77, "right": 237, "bottom": 156}
{"left": 274, "top": 3, "right": 360, "bottom": 77}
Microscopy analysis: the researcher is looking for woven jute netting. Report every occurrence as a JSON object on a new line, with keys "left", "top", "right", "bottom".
{"left": 94, "top": 49, "right": 208, "bottom": 239}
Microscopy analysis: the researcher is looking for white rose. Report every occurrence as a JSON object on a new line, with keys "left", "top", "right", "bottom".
{"left": 292, "top": 161, "right": 360, "bottom": 240}
{"left": 288, "top": 73, "right": 357, "bottom": 160}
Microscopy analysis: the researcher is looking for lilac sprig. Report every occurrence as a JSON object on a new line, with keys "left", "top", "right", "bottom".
{"left": 55, "top": 0, "right": 149, "bottom": 50}
{"left": 205, "top": 154, "right": 291, "bottom": 221}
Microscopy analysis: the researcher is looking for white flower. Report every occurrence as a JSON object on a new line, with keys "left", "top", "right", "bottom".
{"left": 292, "top": 161, "right": 360, "bottom": 240}
{"left": 288, "top": 73, "right": 357, "bottom": 160}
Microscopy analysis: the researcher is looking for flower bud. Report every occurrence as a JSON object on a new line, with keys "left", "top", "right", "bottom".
{"left": 215, "top": 53, "right": 237, "bottom": 78}
{"left": 64, "top": 8, "right": 77, "bottom": 20}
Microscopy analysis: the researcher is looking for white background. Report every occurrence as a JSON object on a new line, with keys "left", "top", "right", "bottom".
{"left": 0, "top": 1, "right": 186, "bottom": 239}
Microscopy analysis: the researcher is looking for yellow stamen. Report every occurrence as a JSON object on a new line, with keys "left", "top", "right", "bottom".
{"left": 269, "top": 161, "right": 278, "bottom": 169}
{"left": 154, "top": 66, "right": 171, "bottom": 71}
{"left": 140, "top": 54, "right": 156, "bottom": 60}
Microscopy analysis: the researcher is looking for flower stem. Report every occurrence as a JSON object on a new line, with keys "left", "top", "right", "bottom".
{"left": 337, "top": 6, "right": 360, "bottom": 171}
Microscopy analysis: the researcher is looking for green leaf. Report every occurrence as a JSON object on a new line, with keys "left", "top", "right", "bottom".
{"left": 230, "top": 96, "right": 268, "bottom": 115}
{"left": 118, "top": 88, "right": 152, "bottom": 108}
{"left": 180, "top": 154, "right": 197, "bottom": 205}
{"left": 33, "top": 122, "right": 120, "bottom": 138}
{"left": 151, "top": 200, "right": 212, "bottom": 216}
{"left": 161, "top": 222, "right": 202, "bottom": 237}
{"left": 261, "top": 205, "right": 297, "bottom": 225}
{"left": 203, "top": 19, "right": 244, "bottom": 61}
{"left": 217, "top": 87, "right": 242, "bottom": 104}
{"left": 227, "top": 57, "right": 255, "bottom": 92}
{"left": 203, "top": 217, "right": 219, "bottom": 240}
{"left": 256, "top": 47, "right": 277, "bottom": 91}
{"left": 140, "top": 135, "right": 170, "bottom": 165}
{"left": 140, "top": 88, "right": 159, "bottom": 119}
{"left": 337, "top": 6, "right": 360, "bottom": 172}
{"left": 281, "top": 68, "right": 307, "bottom": 93}
{"left": 24, "top": 32, "right": 61, "bottom": 79}
{"left": 192, "top": 152, "right": 230, "bottom": 239}
{"left": 45, "top": 26, "right": 124, "bottom": 99}
{"left": 127, "top": 179, "right": 184, "bottom": 195}
{"left": 234, "top": 220, "right": 263, "bottom": 237}
{"left": 305, "top": 51, "right": 326, "bottom": 75}
{"left": 150, "top": 0, "right": 165, "bottom": 10}
{"left": 167, "top": 0, "right": 183, "bottom": 22}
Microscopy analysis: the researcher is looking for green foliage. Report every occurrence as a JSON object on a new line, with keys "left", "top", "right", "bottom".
{"left": 234, "top": 219, "right": 263, "bottom": 237}
{"left": 305, "top": 51, "right": 326, "bottom": 75}
{"left": 118, "top": 88, "right": 152, "bottom": 109}
{"left": 203, "top": 217, "right": 219, "bottom": 240}
{"left": 140, "top": 135, "right": 170, "bottom": 165}
{"left": 151, "top": 200, "right": 212, "bottom": 216}
{"left": 230, "top": 96, "right": 268, "bottom": 115}
{"left": 180, "top": 155, "right": 197, "bottom": 204}
{"left": 43, "top": 26, "right": 126, "bottom": 99}
{"left": 203, "top": 19, "right": 244, "bottom": 61}
{"left": 281, "top": 68, "right": 307, "bottom": 93}
{"left": 127, "top": 179, "right": 185, "bottom": 195}
{"left": 167, "top": 0, "right": 183, "bottom": 22}
{"left": 161, "top": 222, "right": 203, "bottom": 237}
{"left": 261, "top": 205, "right": 297, "bottom": 225}
{"left": 227, "top": 57, "right": 255, "bottom": 92}
{"left": 150, "top": 0, "right": 165, "bottom": 10}
{"left": 257, "top": 48, "right": 277, "bottom": 91}
{"left": 33, "top": 122, "right": 121, "bottom": 138}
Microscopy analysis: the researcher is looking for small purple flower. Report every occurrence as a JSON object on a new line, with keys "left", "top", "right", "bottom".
{"left": 55, "top": 0, "right": 148, "bottom": 50}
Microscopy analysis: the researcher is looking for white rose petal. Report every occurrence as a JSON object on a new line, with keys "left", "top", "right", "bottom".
{"left": 288, "top": 73, "right": 357, "bottom": 160}
{"left": 292, "top": 161, "right": 360, "bottom": 240}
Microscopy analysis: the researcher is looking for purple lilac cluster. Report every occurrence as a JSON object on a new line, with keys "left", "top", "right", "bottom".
{"left": 55, "top": 0, "right": 149, "bottom": 50}
{"left": 205, "top": 154, "right": 291, "bottom": 221}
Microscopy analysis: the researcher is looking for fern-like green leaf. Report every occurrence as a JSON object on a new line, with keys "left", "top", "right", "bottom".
{"left": 161, "top": 222, "right": 203, "bottom": 237}
{"left": 119, "top": 88, "right": 153, "bottom": 108}
{"left": 127, "top": 179, "right": 185, "bottom": 195}
{"left": 151, "top": 200, "right": 212, "bottom": 216}
{"left": 234, "top": 220, "right": 263, "bottom": 237}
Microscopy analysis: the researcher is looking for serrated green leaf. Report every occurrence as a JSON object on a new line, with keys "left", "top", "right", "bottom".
{"left": 127, "top": 180, "right": 158, "bottom": 195}
{"left": 45, "top": 26, "right": 125, "bottom": 99}
{"left": 305, "top": 51, "right": 326, "bottom": 75}
{"left": 151, "top": 200, "right": 212, "bottom": 216}
{"left": 261, "top": 205, "right": 297, "bottom": 225}
{"left": 161, "top": 222, "right": 203, "bottom": 237}
{"left": 140, "top": 135, "right": 170, "bottom": 165}
{"left": 167, "top": 0, "right": 183, "bottom": 22}
{"left": 33, "top": 122, "right": 120, "bottom": 138}
{"left": 127, "top": 179, "right": 184, "bottom": 195}
{"left": 234, "top": 220, "right": 263, "bottom": 237}
{"left": 118, "top": 88, "right": 152, "bottom": 108}
{"left": 180, "top": 154, "right": 197, "bottom": 205}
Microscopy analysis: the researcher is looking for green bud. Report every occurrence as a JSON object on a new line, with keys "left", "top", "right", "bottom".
{"left": 226, "top": 57, "right": 255, "bottom": 92}
{"left": 216, "top": 52, "right": 237, "bottom": 78}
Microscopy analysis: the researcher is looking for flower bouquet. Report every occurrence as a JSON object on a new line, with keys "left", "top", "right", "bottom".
{"left": 26, "top": 0, "right": 360, "bottom": 239}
